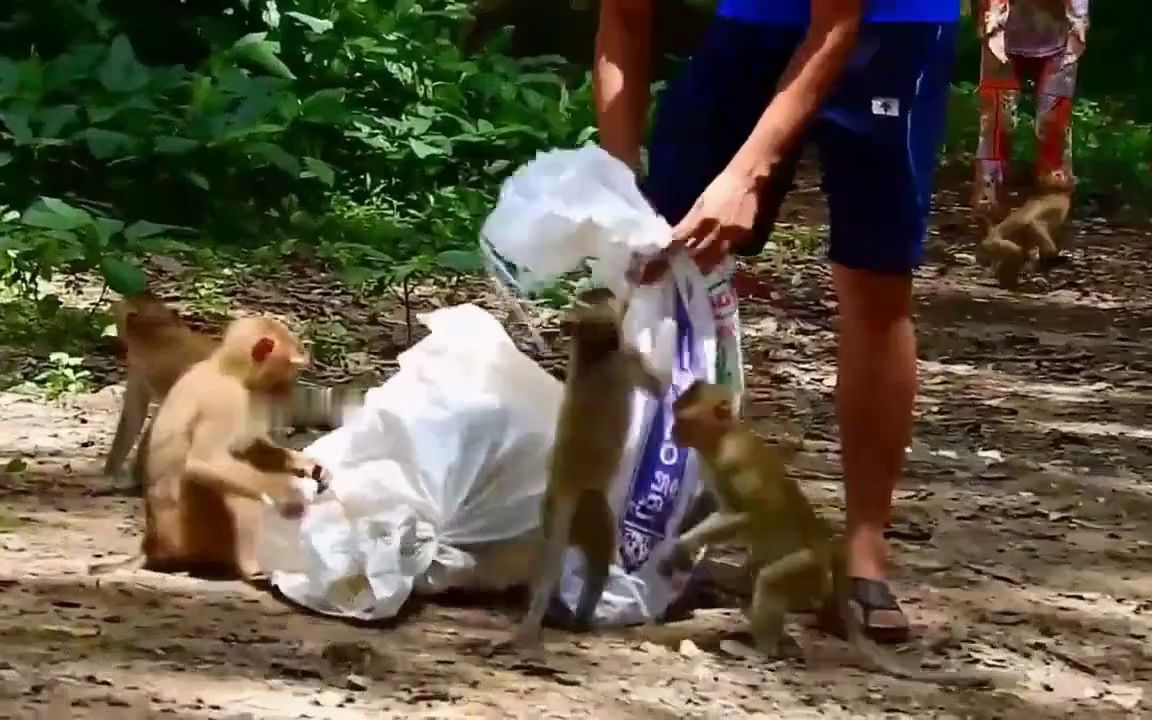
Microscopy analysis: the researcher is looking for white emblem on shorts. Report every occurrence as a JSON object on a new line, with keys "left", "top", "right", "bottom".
{"left": 871, "top": 97, "right": 900, "bottom": 117}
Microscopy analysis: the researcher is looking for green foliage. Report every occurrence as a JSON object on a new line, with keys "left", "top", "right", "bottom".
{"left": 26, "top": 351, "right": 94, "bottom": 399}
{"left": 0, "top": 285, "right": 113, "bottom": 391}
{"left": 0, "top": 0, "right": 596, "bottom": 299}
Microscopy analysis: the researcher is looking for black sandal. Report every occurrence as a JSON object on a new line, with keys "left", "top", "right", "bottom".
{"left": 815, "top": 577, "right": 911, "bottom": 645}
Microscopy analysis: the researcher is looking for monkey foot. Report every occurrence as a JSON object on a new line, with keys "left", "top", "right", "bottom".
{"left": 813, "top": 578, "right": 911, "bottom": 645}
{"left": 752, "top": 633, "right": 803, "bottom": 661}
{"left": 509, "top": 626, "right": 543, "bottom": 650}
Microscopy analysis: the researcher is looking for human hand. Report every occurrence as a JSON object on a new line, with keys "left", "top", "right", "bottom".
{"left": 671, "top": 168, "right": 763, "bottom": 274}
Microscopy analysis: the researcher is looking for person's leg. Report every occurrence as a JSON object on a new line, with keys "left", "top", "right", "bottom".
{"left": 814, "top": 21, "right": 957, "bottom": 642}
{"left": 973, "top": 25, "right": 1021, "bottom": 224}
{"left": 1033, "top": 54, "right": 1078, "bottom": 193}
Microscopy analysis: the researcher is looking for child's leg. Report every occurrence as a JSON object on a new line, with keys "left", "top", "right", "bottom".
{"left": 1033, "top": 55, "right": 1078, "bottom": 193}
{"left": 973, "top": 39, "right": 1020, "bottom": 223}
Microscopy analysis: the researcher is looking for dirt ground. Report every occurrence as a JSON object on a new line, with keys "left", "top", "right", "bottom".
{"left": 1, "top": 176, "right": 1151, "bottom": 719}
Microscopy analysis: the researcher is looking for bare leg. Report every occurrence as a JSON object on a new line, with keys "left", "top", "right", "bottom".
{"left": 832, "top": 265, "right": 915, "bottom": 584}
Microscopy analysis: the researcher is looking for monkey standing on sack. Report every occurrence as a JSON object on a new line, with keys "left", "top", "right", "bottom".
{"left": 971, "top": 0, "right": 1089, "bottom": 224}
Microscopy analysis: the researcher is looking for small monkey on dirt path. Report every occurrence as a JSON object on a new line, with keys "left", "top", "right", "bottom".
{"left": 976, "top": 191, "right": 1071, "bottom": 289}
{"left": 102, "top": 293, "right": 215, "bottom": 481}
{"left": 103, "top": 293, "right": 364, "bottom": 484}
{"left": 659, "top": 381, "right": 1004, "bottom": 688}
{"left": 511, "top": 287, "right": 668, "bottom": 648}
{"left": 90, "top": 316, "right": 330, "bottom": 581}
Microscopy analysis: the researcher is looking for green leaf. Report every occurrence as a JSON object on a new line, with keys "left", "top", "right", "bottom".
{"left": 98, "top": 35, "right": 150, "bottom": 93}
{"left": 0, "top": 152, "right": 10, "bottom": 167}
{"left": 21, "top": 198, "right": 93, "bottom": 231}
{"left": 248, "top": 142, "right": 300, "bottom": 175}
{"left": 435, "top": 250, "right": 483, "bottom": 274}
{"left": 231, "top": 33, "right": 296, "bottom": 80}
{"left": 0, "top": 109, "right": 33, "bottom": 145}
{"left": 408, "top": 138, "right": 442, "bottom": 159}
{"left": 92, "top": 217, "right": 126, "bottom": 245}
{"left": 82, "top": 128, "right": 136, "bottom": 159}
{"left": 3, "top": 458, "right": 27, "bottom": 473}
{"left": 87, "top": 106, "right": 118, "bottom": 123}
{"left": 100, "top": 256, "right": 148, "bottom": 296}
{"left": 299, "top": 89, "right": 347, "bottom": 124}
{"left": 36, "top": 105, "right": 79, "bottom": 138}
{"left": 154, "top": 136, "right": 198, "bottom": 154}
{"left": 124, "top": 220, "right": 169, "bottom": 241}
{"left": 284, "top": 11, "right": 334, "bottom": 34}
{"left": 302, "top": 157, "right": 335, "bottom": 186}
{"left": 186, "top": 172, "right": 210, "bottom": 191}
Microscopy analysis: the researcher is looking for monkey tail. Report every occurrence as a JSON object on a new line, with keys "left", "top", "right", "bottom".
{"left": 830, "top": 545, "right": 1000, "bottom": 688}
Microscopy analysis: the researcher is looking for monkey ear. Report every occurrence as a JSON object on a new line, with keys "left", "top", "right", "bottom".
{"left": 252, "top": 337, "right": 276, "bottom": 363}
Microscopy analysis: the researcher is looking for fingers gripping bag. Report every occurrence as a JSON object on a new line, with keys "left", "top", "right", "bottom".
{"left": 481, "top": 143, "right": 745, "bottom": 626}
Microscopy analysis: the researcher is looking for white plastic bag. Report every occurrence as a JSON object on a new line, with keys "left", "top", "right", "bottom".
{"left": 480, "top": 144, "right": 674, "bottom": 299}
{"left": 259, "top": 304, "right": 562, "bottom": 621}
{"left": 482, "top": 144, "right": 745, "bottom": 626}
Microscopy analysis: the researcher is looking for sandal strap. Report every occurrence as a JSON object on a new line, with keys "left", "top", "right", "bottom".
{"left": 848, "top": 577, "right": 901, "bottom": 611}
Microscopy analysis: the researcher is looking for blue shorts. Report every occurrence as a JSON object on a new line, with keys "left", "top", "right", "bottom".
{"left": 643, "top": 19, "right": 957, "bottom": 274}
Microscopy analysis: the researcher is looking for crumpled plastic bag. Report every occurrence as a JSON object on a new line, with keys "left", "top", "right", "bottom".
{"left": 480, "top": 143, "right": 673, "bottom": 299}
{"left": 259, "top": 304, "right": 562, "bottom": 621}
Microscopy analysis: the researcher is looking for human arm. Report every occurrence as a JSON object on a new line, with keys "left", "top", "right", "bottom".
{"left": 593, "top": 0, "right": 653, "bottom": 171}
{"left": 1063, "top": 0, "right": 1089, "bottom": 64}
{"left": 672, "top": 0, "right": 863, "bottom": 269}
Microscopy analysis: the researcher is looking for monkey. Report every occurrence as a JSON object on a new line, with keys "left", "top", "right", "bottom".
{"left": 658, "top": 381, "right": 1005, "bottom": 688}
{"left": 102, "top": 292, "right": 215, "bottom": 481}
{"left": 511, "top": 287, "right": 669, "bottom": 648}
{"left": 89, "top": 316, "right": 329, "bottom": 581}
{"left": 102, "top": 292, "right": 365, "bottom": 484}
{"left": 976, "top": 191, "right": 1071, "bottom": 289}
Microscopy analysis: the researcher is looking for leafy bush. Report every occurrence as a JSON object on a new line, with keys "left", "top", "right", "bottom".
{"left": 0, "top": 0, "right": 596, "bottom": 294}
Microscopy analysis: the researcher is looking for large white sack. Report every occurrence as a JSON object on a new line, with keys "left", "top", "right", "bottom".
{"left": 259, "top": 304, "right": 562, "bottom": 621}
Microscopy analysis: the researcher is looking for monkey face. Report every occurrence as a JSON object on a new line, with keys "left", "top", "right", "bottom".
{"left": 671, "top": 381, "right": 735, "bottom": 448}
{"left": 119, "top": 295, "right": 179, "bottom": 338}
{"left": 225, "top": 317, "right": 310, "bottom": 393}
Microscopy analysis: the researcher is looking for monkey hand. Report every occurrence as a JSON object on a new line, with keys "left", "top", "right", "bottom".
{"left": 657, "top": 542, "right": 695, "bottom": 578}
{"left": 262, "top": 485, "right": 309, "bottom": 520}
{"left": 291, "top": 453, "right": 332, "bottom": 494}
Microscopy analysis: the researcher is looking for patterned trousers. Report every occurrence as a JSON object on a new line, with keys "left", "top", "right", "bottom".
{"left": 973, "top": 44, "right": 1078, "bottom": 220}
